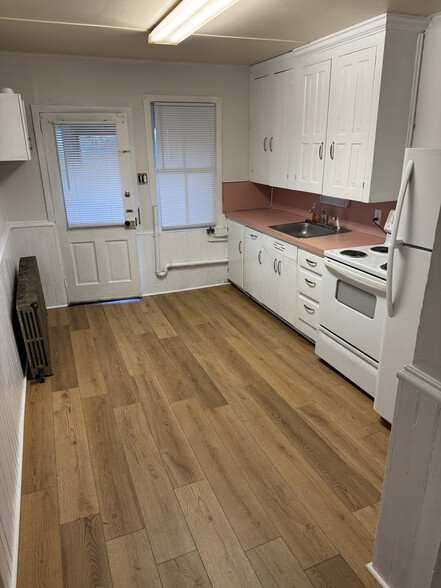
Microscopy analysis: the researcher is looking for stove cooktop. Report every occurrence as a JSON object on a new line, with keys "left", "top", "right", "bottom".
{"left": 324, "top": 243, "right": 388, "bottom": 279}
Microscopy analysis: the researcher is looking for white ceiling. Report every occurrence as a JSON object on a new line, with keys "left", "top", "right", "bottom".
{"left": 1, "top": 0, "right": 441, "bottom": 65}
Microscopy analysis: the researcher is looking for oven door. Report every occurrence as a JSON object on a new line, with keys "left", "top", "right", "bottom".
{"left": 319, "top": 257, "right": 387, "bottom": 361}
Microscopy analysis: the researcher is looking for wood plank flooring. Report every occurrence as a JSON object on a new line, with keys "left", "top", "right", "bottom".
{"left": 18, "top": 285, "right": 390, "bottom": 587}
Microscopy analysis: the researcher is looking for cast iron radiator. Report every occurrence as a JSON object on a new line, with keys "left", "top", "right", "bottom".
{"left": 16, "top": 256, "right": 52, "bottom": 381}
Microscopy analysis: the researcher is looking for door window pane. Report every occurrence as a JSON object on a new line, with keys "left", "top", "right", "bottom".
{"left": 54, "top": 123, "right": 125, "bottom": 228}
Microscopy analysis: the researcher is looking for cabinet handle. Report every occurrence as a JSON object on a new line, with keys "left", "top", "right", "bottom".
{"left": 304, "top": 304, "right": 315, "bottom": 314}
{"left": 273, "top": 258, "right": 277, "bottom": 273}
{"left": 277, "top": 260, "right": 281, "bottom": 275}
{"left": 319, "top": 142, "right": 323, "bottom": 160}
{"left": 258, "top": 250, "right": 262, "bottom": 265}
{"left": 306, "top": 259, "right": 317, "bottom": 267}
{"left": 269, "top": 137, "right": 274, "bottom": 152}
{"left": 238, "top": 240, "right": 242, "bottom": 254}
{"left": 250, "top": 234, "right": 257, "bottom": 240}
{"left": 305, "top": 278, "right": 316, "bottom": 287}
{"left": 330, "top": 141, "right": 335, "bottom": 160}
{"left": 263, "top": 137, "right": 268, "bottom": 152}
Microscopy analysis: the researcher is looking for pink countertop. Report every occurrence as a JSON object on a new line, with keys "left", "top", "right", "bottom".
{"left": 226, "top": 208, "right": 385, "bottom": 255}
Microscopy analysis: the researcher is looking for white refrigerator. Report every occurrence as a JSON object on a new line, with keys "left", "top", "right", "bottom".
{"left": 374, "top": 148, "right": 441, "bottom": 423}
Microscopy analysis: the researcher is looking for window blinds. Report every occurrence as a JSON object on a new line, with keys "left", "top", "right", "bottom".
{"left": 54, "top": 122, "right": 125, "bottom": 228}
{"left": 152, "top": 103, "right": 217, "bottom": 230}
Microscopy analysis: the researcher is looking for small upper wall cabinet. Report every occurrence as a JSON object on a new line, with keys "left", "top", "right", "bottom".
{"left": 0, "top": 90, "right": 32, "bottom": 161}
{"left": 250, "top": 54, "right": 294, "bottom": 189}
{"left": 251, "top": 14, "right": 428, "bottom": 203}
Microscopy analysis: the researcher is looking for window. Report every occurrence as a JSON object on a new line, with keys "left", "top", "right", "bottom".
{"left": 151, "top": 102, "right": 218, "bottom": 230}
{"left": 54, "top": 122, "right": 125, "bottom": 228}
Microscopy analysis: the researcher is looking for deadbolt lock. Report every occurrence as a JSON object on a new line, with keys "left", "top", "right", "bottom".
{"left": 124, "top": 220, "right": 136, "bottom": 229}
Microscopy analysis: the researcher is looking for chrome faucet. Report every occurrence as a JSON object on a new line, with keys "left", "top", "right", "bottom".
{"left": 333, "top": 216, "right": 341, "bottom": 231}
{"left": 309, "top": 207, "right": 328, "bottom": 226}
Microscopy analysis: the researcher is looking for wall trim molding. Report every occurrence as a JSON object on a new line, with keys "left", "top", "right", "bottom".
{"left": 366, "top": 563, "right": 390, "bottom": 588}
{"left": 10, "top": 377, "right": 27, "bottom": 588}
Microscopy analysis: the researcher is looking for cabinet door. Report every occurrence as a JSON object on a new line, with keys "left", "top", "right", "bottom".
{"left": 250, "top": 75, "right": 270, "bottom": 184}
{"left": 244, "top": 236, "right": 266, "bottom": 302}
{"left": 276, "top": 256, "right": 298, "bottom": 326}
{"left": 323, "top": 46, "right": 377, "bottom": 201}
{"left": 227, "top": 220, "right": 244, "bottom": 288}
{"left": 268, "top": 69, "right": 293, "bottom": 189}
{"left": 292, "top": 60, "right": 331, "bottom": 192}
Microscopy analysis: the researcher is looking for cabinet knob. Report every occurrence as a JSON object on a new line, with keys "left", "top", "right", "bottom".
{"left": 263, "top": 137, "right": 268, "bottom": 152}
{"left": 330, "top": 142, "right": 335, "bottom": 160}
{"left": 319, "top": 142, "right": 323, "bottom": 160}
{"left": 269, "top": 137, "right": 274, "bottom": 152}
{"left": 238, "top": 240, "right": 242, "bottom": 254}
{"left": 258, "top": 250, "right": 262, "bottom": 265}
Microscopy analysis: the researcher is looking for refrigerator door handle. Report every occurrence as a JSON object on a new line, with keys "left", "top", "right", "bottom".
{"left": 386, "top": 159, "right": 414, "bottom": 317}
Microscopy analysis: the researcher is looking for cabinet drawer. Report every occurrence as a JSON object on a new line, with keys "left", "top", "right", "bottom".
{"left": 265, "top": 235, "right": 297, "bottom": 262}
{"left": 298, "top": 268, "right": 322, "bottom": 303}
{"left": 299, "top": 249, "right": 323, "bottom": 275}
{"left": 298, "top": 295, "right": 319, "bottom": 330}
{"left": 244, "top": 227, "right": 265, "bottom": 244}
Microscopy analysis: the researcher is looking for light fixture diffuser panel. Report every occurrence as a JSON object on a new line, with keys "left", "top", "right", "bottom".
{"left": 148, "top": 0, "right": 240, "bottom": 45}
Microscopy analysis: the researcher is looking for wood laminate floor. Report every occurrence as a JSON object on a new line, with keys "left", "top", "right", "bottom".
{"left": 18, "top": 284, "right": 390, "bottom": 587}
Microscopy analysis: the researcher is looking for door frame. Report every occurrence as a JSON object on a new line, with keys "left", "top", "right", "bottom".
{"left": 32, "top": 104, "right": 142, "bottom": 302}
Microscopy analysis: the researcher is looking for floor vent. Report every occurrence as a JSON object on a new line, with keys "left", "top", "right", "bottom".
{"left": 16, "top": 256, "right": 52, "bottom": 381}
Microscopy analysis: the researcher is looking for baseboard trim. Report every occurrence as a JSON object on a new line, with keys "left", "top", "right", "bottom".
{"left": 366, "top": 563, "right": 390, "bottom": 588}
{"left": 10, "top": 376, "right": 27, "bottom": 588}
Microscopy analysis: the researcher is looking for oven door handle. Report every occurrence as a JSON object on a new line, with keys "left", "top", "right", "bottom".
{"left": 324, "top": 258, "right": 386, "bottom": 292}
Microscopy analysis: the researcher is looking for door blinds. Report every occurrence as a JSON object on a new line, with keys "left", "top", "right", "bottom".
{"left": 152, "top": 102, "right": 217, "bottom": 230}
{"left": 54, "top": 122, "right": 125, "bottom": 228}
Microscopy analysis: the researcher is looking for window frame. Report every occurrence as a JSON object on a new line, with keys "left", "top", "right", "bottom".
{"left": 143, "top": 95, "right": 223, "bottom": 232}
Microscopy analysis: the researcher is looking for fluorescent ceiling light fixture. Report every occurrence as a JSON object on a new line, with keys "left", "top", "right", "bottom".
{"left": 148, "top": 0, "right": 240, "bottom": 45}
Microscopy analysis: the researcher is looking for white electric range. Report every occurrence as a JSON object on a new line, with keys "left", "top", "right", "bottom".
{"left": 315, "top": 242, "right": 389, "bottom": 398}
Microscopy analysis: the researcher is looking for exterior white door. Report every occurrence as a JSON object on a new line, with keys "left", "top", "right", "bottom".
{"left": 293, "top": 59, "right": 331, "bottom": 192}
{"left": 40, "top": 112, "right": 141, "bottom": 304}
{"left": 323, "top": 46, "right": 377, "bottom": 200}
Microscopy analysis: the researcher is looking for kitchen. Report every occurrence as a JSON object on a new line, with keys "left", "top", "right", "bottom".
{"left": 1, "top": 1, "right": 441, "bottom": 586}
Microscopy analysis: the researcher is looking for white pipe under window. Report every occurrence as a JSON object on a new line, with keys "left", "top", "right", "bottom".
{"left": 153, "top": 204, "right": 228, "bottom": 277}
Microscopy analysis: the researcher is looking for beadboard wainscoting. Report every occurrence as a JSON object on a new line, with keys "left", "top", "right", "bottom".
{"left": 139, "top": 228, "right": 228, "bottom": 295}
{"left": 0, "top": 226, "right": 26, "bottom": 588}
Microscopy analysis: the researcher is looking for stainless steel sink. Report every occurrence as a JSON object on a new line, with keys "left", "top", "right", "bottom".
{"left": 269, "top": 221, "right": 351, "bottom": 239}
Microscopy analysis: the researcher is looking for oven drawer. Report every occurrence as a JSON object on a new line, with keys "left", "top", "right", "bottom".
{"left": 298, "top": 268, "right": 322, "bottom": 303}
{"left": 298, "top": 294, "right": 319, "bottom": 330}
{"left": 299, "top": 249, "right": 323, "bottom": 275}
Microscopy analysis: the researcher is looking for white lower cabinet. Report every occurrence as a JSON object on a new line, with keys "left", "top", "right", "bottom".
{"left": 227, "top": 219, "right": 244, "bottom": 288}
{"left": 229, "top": 221, "right": 324, "bottom": 340}
{"left": 244, "top": 228, "right": 269, "bottom": 304}
{"left": 265, "top": 236, "right": 298, "bottom": 326}
{"left": 296, "top": 249, "right": 323, "bottom": 341}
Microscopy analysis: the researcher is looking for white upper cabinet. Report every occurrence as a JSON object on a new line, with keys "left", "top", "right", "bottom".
{"left": 254, "top": 14, "right": 428, "bottom": 203}
{"left": 250, "top": 61, "right": 294, "bottom": 188}
{"left": 292, "top": 59, "right": 331, "bottom": 193}
{"left": 323, "top": 45, "right": 377, "bottom": 200}
{"left": 0, "top": 92, "right": 31, "bottom": 161}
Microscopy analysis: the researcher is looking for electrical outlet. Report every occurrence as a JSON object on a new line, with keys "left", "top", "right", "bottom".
{"left": 374, "top": 209, "right": 382, "bottom": 223}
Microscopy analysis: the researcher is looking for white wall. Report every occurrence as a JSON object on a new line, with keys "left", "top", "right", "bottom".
{"left": 0, "top": 51, "right": 250, "bottom": 295}
{"left": 413, "top": 14, "right": 441, "bottom": 148}
{"left": 0, "top": 227, "right": 27, "bottom": 588}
